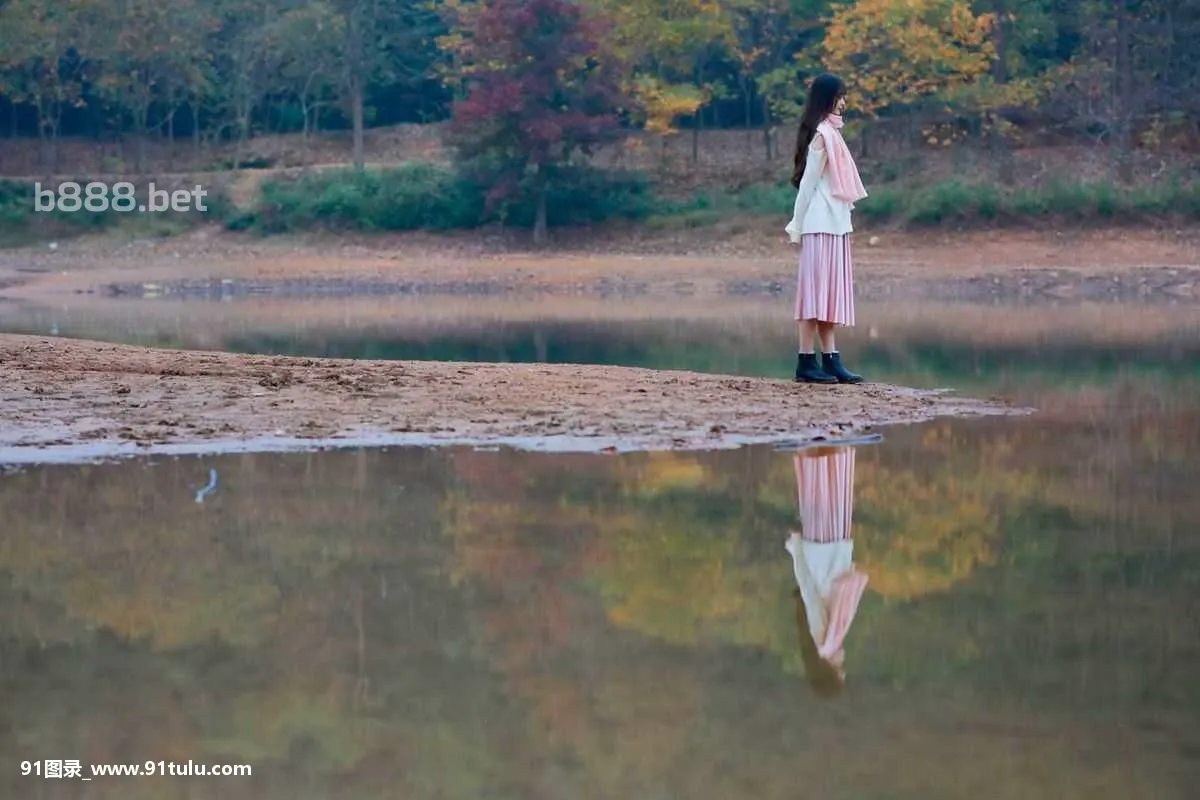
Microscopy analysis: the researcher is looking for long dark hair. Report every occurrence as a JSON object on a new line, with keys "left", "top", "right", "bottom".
{"left": 792, "top": 587, "right": 844, "bottom": 698}
{"left": 790, "top": 73, "right": 846, "bottom": 189}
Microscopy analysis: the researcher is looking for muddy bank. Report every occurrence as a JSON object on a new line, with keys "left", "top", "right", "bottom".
{"left": 0, "top": 334, "right": 1014, "bottom": 464}
{"left": 2, "top": 225, "right": 1199, "bottom": 304}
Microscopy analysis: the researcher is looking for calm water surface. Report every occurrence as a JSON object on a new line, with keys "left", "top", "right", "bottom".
{"left": 1, "top": 293, "right": 1199, "bottom": 798}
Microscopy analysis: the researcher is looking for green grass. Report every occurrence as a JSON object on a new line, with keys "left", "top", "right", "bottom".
{"left": 0, "top": 178, "right": 235, "bottom": 247}
{"left": 653, "top": 176, "right": 1200, "bottom": 230}
{"left": 6, "top": 168, "right": 1196, "bottom": 246}
{"left": 234, "top": 162, "right": 654, "bottom": 234}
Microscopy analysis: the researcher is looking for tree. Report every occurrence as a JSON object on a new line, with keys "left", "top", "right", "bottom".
{"left": 330, "top": 0, "right": 390, "bottom": 170}
{"left": 821, "top": 0, "right": 997, "bottom": 119}
{"left": 207, "top": 0, "right": 280, "bottom": 167}
{"left": 261, "top": 2, "right": 342, "bottom": 141}
{"left": 727, "top": 0, "right": 831, "bottom": 159}
{"left": 585, "top": 0, "right": 736, "bottom": 157}
{"left": 0, "top": 0, "right": 99, "bottom": 172}
{"left": 98, "top": 0, "right": 213, "bottom": 173}
{"left": 1042, "top": 0, "right": 1199, "bottom": 176}
{"left": 442, "top": 0, "right": 625, "bottom": 245}
{"left": 322, "top": 0, "right": 443, "bottom": 168}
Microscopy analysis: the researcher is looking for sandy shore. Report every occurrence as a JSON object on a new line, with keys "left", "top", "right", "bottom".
{"left": 3, "top": 226, "right": 1191, "bottom": 463}
{"left": 0, "top": 334, "right": 1014, "bottom": 463}
{"left": 2, "top": 225, "right": 1199, "bottom": 302}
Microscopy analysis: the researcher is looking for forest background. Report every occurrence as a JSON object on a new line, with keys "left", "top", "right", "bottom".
{"left": 0, "top": 0, "right": 1196, "bottom": 243}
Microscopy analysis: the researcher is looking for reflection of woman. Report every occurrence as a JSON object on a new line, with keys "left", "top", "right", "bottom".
{"left": 785, "top": 446, "right": 868, "bottom": 696}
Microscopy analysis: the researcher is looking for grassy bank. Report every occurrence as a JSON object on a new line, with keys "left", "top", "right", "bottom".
{"left": 235, "top": 163, "right": 1200, "bottom": 235}
{"left": 655, "top": 177, "right": 1200, "bottom": 229}
{"left": 3, "top": 164, "right": 1198, "bottom": 247}
{"left": 229, "top": 163, "right": 655, "bottom": 233}
{"left": 0, "top": 178, "right": 235, "bottom": 247}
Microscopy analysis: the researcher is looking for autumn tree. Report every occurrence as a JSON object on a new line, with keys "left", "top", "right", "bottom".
{"left": 329, "top": 0, "right": 402, "bottom": 170}
{"left": 95, "top": 0, "right": 214, "bottom": 173}
{"left": 206, "top": 0, "right": 279, "bottom": 166}
{"left": 0, "top": 0, "right": 102, "bottom": 172}
{"left": 442, "top": 0, "right": 625, "bottom": 245}
{"left": 585, "top": 0, "right": 736, "bottom": 158}
{"left": 822, "top": 0, "right": 997, "bottom": 120}
{"left": 727, "top": 0, "right": 831, "bottom": 159}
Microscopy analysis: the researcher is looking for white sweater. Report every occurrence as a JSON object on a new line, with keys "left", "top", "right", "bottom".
{"left": 785, "top": 138, "right": 854, "bottom": 241}
{"left": 786, "top": 533, "right": 854, "bottom": 647}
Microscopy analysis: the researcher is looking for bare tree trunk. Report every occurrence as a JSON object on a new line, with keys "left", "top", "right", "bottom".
{"left": 991, "top": 0, "right": 1007, "bottom": 82}
{"left": 192, "top": 102, "right": 200, "bottom": 150}
{"left": 761, "top": 96, "right": 772, "bottom": 161}
{"left": 742, "top": 76, "right": 752, "bottom": 146}
{"left": 345, "top": 0, "right": 367, "bottom": 172}
{"left": 533, "top": 184, "right": 548, "bottom": 246}
{"left": 351, "top": 74, "right": 365, "bottom": 170}
{"left": 987, "top": 0, "right": 1013, "bottom": 184}
{"left": 167, "top": 108, "right": 175, "bottom": 171}
{"left": 49, "top": 102, "right": 63, "bottom": 176}
{"left": 990, "top": 116, "right": 1015, "bottom": 186}
{"left": 234, "top": 121, "right": 245, "bottom": 172}
{"left": 136, "top": 107, "right": 149, "bottom": 175}
{"left": 33, "top": 93, "right": 48, "bottom": 175}
{"left": 1114, "top": 0, "right": 1134, "bottom": 182}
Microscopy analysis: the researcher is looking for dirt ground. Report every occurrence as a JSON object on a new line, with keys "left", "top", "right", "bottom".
{"left": 0, "top": 334, "right": 1013, "bottom": 462}
{"left": 3, "top": 224, "right": 1199, "bottom": 301}
{"left": 1, "top": 224, "right": 1195, "bottom": 462}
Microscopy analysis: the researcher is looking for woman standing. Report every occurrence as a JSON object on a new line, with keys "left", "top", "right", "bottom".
{"left": 786, "top": 74, "right": 868, "bottom": 384}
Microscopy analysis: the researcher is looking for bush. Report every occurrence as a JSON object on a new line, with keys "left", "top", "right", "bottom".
{"left": 909, "top": 180, "right": 977, "bottom": 224}
{"left": 0, "top": 178, "right": 235, "bottom": 247}
{"left": 856, "top": 185, "right": 901, "bottom": 223}
{"left": 247, "top": 162, "right": 651, "bottom": 233}
{"left": 679, "top": 177, "right": 1200, "bottom": 230}
{"left": 498, "top": 165, "right": 654, "bottom": 227}
{"left": 250, "top": 164, "right": 480, "bottom": 233}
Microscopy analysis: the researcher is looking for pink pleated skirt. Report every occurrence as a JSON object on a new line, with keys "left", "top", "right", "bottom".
{"left": 795, "top": 233, "right": 855, "bottom": 325}
{"left": 794, "top": 447, "right": 856, "bottom": 543}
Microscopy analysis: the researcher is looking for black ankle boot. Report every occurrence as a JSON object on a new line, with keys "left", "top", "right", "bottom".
{"left": 795, "top": 353, "right": 837, "bottom": 384}
{"left": 822, "top": 351, "right": 863, "bottom": 384}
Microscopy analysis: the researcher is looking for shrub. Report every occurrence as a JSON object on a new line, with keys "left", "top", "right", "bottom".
{"left": 247, "top": 162, "right": 652, "bottom": 233}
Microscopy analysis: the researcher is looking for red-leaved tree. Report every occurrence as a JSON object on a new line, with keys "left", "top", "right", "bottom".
{"left": 442, "top": 0, "right": 626, "bottom": 244}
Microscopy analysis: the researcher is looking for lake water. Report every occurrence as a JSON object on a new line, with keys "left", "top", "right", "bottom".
{"left": 1, "top": 291, "right": 1199, "bottom": 798}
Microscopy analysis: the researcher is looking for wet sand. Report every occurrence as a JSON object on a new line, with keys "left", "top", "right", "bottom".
{"left": 0, "top": 334, "right": 1014, "bottom": 463}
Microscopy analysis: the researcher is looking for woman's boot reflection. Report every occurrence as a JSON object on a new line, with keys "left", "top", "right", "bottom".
{"left": 786, "top": 445, "right": 868, "bottom": 697}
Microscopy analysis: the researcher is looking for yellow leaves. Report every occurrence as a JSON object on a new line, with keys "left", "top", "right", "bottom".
{"left": 584, "top": 0, "right": 734, "bottom": 68}
{"left": 617, "top": 451, "right": 716, "bottom": 494}
{"left": 853, "top": 465, "right": 1000, "bottom": 600}
{"left": 435, "top": 30, "right": 467, "bottom": 58}
{"left": 823, "top": 0, "right": 996, "bottom": 117}
{"left": 591, "top": 440, "right": 1043, "bottom": 670}
{"left": 630, "top": 76, "right": 704, "bottom": 135}
{"left": 581, "top": 0, "right": 737, "bottom": 133}
{"left": 923, "top": 122, "right": 966, "bottom": 146}
{"left": 592, "top": 516, "right": 756, "bottom": 645}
